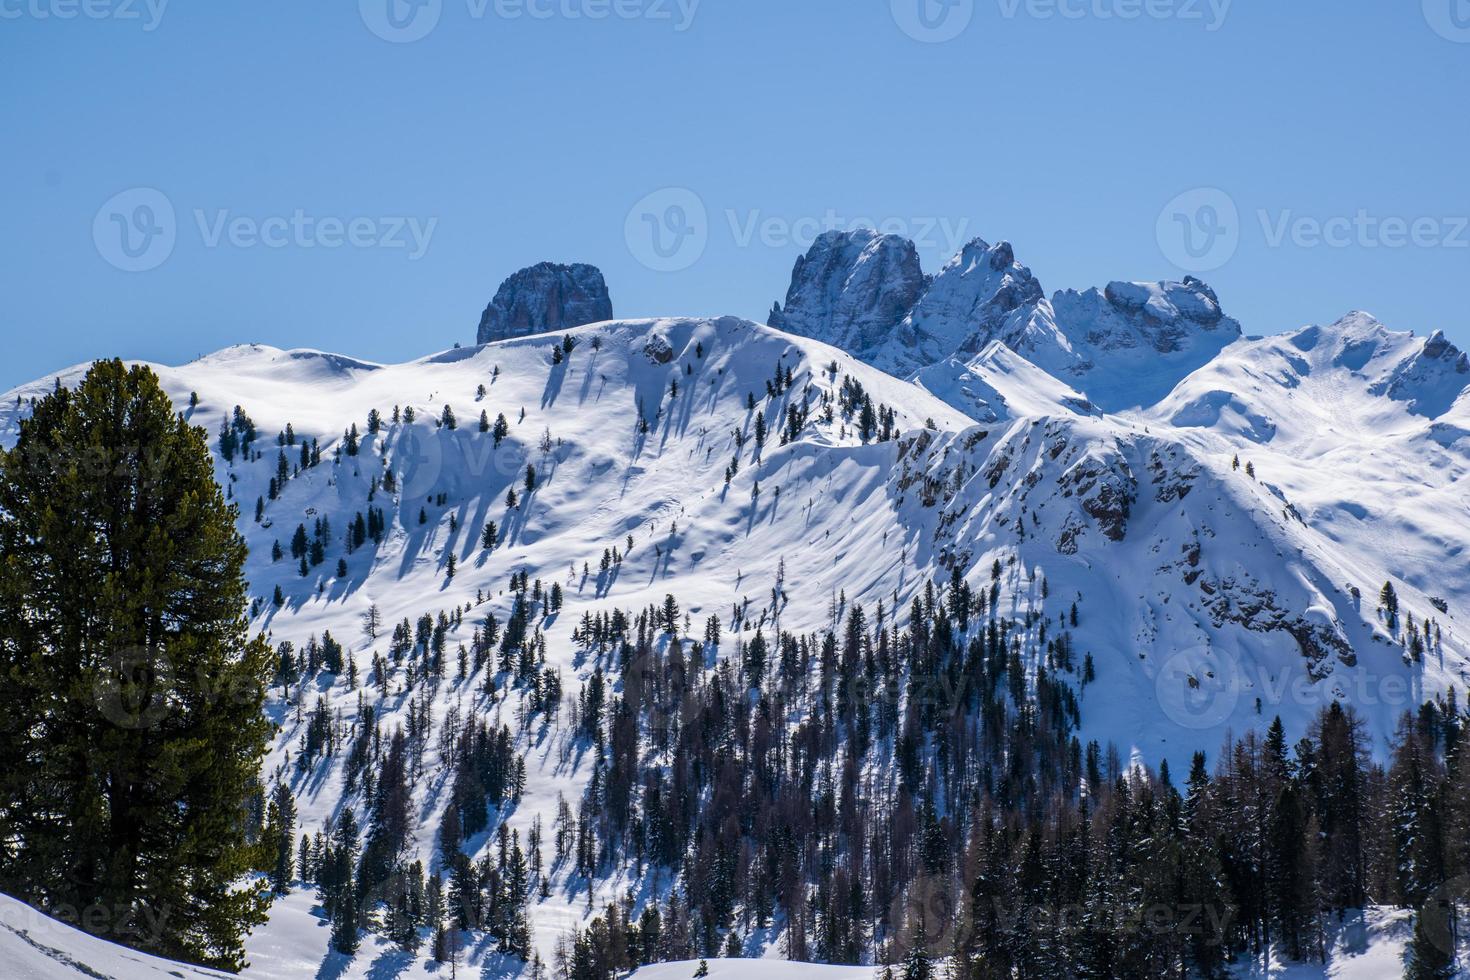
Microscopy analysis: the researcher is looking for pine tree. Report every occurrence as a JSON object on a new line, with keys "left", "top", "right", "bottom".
{"left": 265, "top": 782, "right": 297, "bottom": 895}
{"left": 331, "top": 884, "right": 359, "bottom": 955}
{"left": 1406, "top": 898, "right": 1456, "bottom": 979}
{"left": 360, "top": 731, "right": 413, "bottom": 900}
{"left": 901, "top": 943, "right": 932, "bottom": 980}
{"left": 1381, "top": 581, "right": 1401, "bottom": 632}
{"left": 0, "top": 360, "right": 273, "bottom": 971}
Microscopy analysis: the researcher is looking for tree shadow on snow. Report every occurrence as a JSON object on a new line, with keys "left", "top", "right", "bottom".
{"left": 364, "top": 946, "right": 415, "bottom": 980}
{"left": 313, "top": 949, "right": 353, "bottom": 980}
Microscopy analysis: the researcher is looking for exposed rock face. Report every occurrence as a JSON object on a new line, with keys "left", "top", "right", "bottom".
{"left": 767, "top": 230, "right": 928, "bottom": 363}
{"left": 900, "top": 238, "right": 1046, "bottom": 369}
{"left": 769, "top": 231, "right": 1048, "bottom": 376}
{"left": 767, "top": 233, "right": 1239, "bottom": 407}
{"left": 1377, "top": 327, "right": 1470, "bottom": 417}
{"left": 476, "top": 262, "right": 613, "bottom": 344}
{"left": 1050, "top": 277, "right": 1240, "bottom": 357}
{"left": 642, "top": 334, "right": 675, "bottom": 365}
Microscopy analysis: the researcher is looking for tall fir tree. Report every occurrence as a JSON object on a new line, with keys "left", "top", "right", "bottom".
{"left": 0, "top": 360, "right": 273, "bottom": 970}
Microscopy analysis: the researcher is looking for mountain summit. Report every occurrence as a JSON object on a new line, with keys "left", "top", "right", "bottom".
{"left": 475, "top": 261, "right": 613, "bottom": 344}
{"left": 4, "top": 250, "right": 1468, "bottom": 978}
{"left": 768, "top": 230, "right": 1242, "bottom": 411}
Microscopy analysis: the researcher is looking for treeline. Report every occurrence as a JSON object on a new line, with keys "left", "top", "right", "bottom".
{"left": 257, "top": 568, "right": 570, "bottom": 967}
{"left": 551, "top": 570, "right": 1469, "bottom": 979}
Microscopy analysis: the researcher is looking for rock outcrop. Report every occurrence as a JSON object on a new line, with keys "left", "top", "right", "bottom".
{"left": 768, "top": 231, "right": 1243, "bottom": 410}
{"left": 476, "top": 262, "right": 613, "bottom": 344}
{"left": 767, "top": 230, "right": 928, "bottom": 365}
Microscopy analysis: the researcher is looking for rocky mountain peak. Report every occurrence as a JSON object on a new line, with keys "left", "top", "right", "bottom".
{"left": 768, "top": 230, "right": 1050, "bottom": 376}
{"left": 1062, "top": 277, "right": 1241, "bottom": 355}
{"left": 765, "top": 232, "right": 1241, "bottom": 402}
{"left": 901, "top": 237, "right": 1046, "bottom": 368}
{"left": 767, "top": 229, "right": 928, "bottom": 361}
{"left": 476, "top": 261, "right": 613, "bottom": 344}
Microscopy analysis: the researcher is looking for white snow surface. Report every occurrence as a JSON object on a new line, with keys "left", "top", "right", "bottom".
{"left": 0, "top": 892, "right": 229, "bottom": 979}
{"left": 0, "top": 892, "right": 1437, "bottom": 979}
{"left": 3, "top": 311, "right": 1470, "bottom": 976}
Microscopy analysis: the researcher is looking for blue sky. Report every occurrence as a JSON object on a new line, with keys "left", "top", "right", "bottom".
{"left": 2, "top": 0, "right": 1468, "bottom": 391}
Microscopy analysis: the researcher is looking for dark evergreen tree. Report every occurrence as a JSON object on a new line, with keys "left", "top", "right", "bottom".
{"left": 0, "top": 360, "right": 273, "bottom": 971}
{"left": 1406, "top": 898, "right": 1457, "bottom": 980}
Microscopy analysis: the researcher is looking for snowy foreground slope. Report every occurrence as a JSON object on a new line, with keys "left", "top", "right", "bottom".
{"left": 0, "top": 891, "right": 1431, "bottom": 978}
{"left": 3, "top": 311, "right": 1469, "bottom": 976}
{"left": 0, "top": 893, "right": 229, "bottom": 979}
{"left": 624, "top": 907, "right": 1433, "bottom": 980}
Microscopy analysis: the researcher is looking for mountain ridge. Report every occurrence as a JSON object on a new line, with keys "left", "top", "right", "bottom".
{"left": 4, "top": 286, "right": 1468, "bottom": 976}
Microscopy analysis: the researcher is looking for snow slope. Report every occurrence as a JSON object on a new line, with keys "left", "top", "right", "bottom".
{"left": 0, "top": 893, "right": 230, "bottom": 979}
{"left": 4, "top": 310, "right": 1469, "bottom": 975}
{"left": 0, "top": 892, "right": 1434, "bottom": 979}
{"left": 623, "top": 909, "right": 1440, "bottom": 980}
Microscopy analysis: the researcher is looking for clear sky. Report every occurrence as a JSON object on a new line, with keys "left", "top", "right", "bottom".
{"left": 2, "top": 0, "right": 1468, "bottom": 391}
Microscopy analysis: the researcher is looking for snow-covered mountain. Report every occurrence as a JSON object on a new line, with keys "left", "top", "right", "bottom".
{"left": 4, "top": 253, "right": 1469, "bottom": 975}
{"left": 767, "top": 230, "right": 928, "bottom": 370}
{"left": 770, "top": 230, "right": 1242, "bottom": 411}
